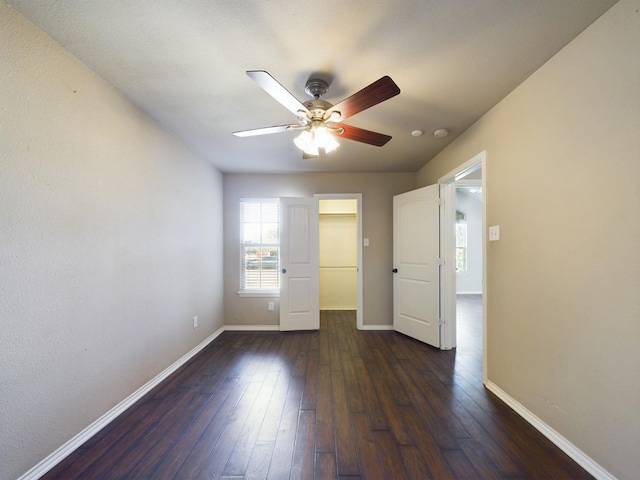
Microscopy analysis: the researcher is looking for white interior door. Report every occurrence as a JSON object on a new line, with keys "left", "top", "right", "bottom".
{"left": 280, "top": 197, "right": 319, "bottom": 331}
{"left": 393, "top": 184, "right": 440, "bottom": 347}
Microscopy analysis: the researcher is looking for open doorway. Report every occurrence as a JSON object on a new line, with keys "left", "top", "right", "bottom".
{"left": 439, "top": 151, "right": 487, "bottom": 383}
{"left": 454, "top": 171, "right": 483, "bottom": 380}
{"left": 316, "top": 195, "right": 363, "bottom": 329}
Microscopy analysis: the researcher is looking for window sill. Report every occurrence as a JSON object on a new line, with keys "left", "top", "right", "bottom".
{"left": 238, "top": 290, "right": 280, "bottom": 298}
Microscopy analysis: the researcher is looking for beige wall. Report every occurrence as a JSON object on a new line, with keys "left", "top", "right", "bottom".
{"left": 0, "top": 6, "right": 224, "bottom": 479}
{"left": 223, "top": 173, "right": 415, "bottom": 327}
{"left": 417, "top": 1, "right": 639, "bottom": 477}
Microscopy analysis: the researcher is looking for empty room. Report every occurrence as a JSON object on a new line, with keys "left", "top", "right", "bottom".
{"left": 2, "top": 1, "right": 638, "bottom": 479}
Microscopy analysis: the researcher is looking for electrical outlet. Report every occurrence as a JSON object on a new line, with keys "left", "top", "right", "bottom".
{"left": 268, "top": 302, "right": 275, "bottom": 311}
{"left": 193, "top": 316, "right": 198, "bottom": 329}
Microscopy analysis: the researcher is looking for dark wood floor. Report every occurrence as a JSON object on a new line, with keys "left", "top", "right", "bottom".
{"left": 42, "top": 297, "right": 592, "bottom": 479}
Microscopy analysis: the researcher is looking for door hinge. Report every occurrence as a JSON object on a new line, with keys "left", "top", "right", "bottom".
{"left": 439, "top": 318, "right": 445, "bottom": 326}
{"left": 438, "top": 258, "right": 444, "bottom": 266}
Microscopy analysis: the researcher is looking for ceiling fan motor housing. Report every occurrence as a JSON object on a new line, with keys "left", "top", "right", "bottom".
{"left": 299, "top": 99, "right": 335, "bottom": 125}
{"left": 304, "top": 78, "right": 329, "bottom": 98}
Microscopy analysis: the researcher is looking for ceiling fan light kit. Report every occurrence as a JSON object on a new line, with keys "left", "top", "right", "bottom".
{"left": 293, "top": 126, "right": 340, "bottom": 156}
{"left": 233, "top": 70, "right": 400, "bottom": 158}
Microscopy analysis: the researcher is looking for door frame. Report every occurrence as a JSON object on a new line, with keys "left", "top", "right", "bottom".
{"left": 438, "top": 150, "right": 487, "bottom": 384}
{"left": 315, "top": 193, "right": 363, "bottom": 330}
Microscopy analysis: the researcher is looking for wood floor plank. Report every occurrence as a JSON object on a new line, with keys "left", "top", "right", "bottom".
{"left": 127, "top": 391, "right": 213, "bottom": 479}
{"left": 331, "top": 369, "right": 360, "bottom": 476}
{"left": 399, "top": 405, "right": 457, "bottom": 479}
{"left": 315, "top": 364, "right": 335, "bottom": 453}
{"left": 351, "top": 356, "right": 388, "bottom": 431}
{"left": 400, "top": 445, "right": 434, "bottom": 479}
{"left": 256, "top": 371, "right": 292, "bottom": 444}
{"left": 443, "top": 448, "right": 482, "bottom": 478}
{"left": 105, "top": 389, "right": 205, "bottom": 478}
{"left": 293, "top": 333, "right": 312, "bottom": 377}
{"left": 315, "top": 451, "right": 337, "bottom": 480}
{"left": 340, "top": 338, "right": 365, "bottom": 413}
{"left": 222, "top": 371, "right": 280, "bottom": 477}
{"left": 290, "top": 409, "right": 316, "bottom": 480}
{"left": 195, "top": 380, "right": 263, "bottom": 479}
{"left": 390, "top": 362, "right": 458, "bottom": 450}
{"left": 373, "top": 429, "right": 409, "bottom": 480}
{"left": 329, "top": 332, "right": 342, "bottom": 371}
{"left": 458, "top": 438, "right": 507, "bottom": 480}
{"left": 318, "top": 328, "right": 331, "bottom": 365}
{"left": 301, "top": 348, "right": 319, "bottom": 410}
{"left": 172, "top": 378, "right": 253, "bottom": 479}
{"left": 266, "top": 375, "right": 304, "bottom": 480}
{"left": 151, "top": 384, "right": 234, "bottom": 480}
{"left": 243, "top": 441, "right": 274, "bottom": 480}
{"left": 351, "top": 413, "right": 385, "bottom": 480}
{"left": 367, "top": 356, "right": 415, "bottom": 446}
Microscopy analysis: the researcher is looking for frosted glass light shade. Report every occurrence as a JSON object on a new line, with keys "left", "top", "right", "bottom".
{"left": 294, "top": 126, "right": 339, "bottom": 156}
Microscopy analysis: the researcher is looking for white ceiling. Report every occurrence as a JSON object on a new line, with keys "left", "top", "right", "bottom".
{"left": 8, "top": 0, "right": 618, "bottom": 173}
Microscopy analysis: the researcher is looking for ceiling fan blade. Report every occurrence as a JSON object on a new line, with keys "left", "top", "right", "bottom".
{"left": 333, "top": 124, "right": 392, "bottom": 147}
{"left": 246, "top": 70, "right": 310, "bottom": 117}
{"left": 327, "top": 76, "right": 400, "bottom": 121}
{"left": 233, "top": 125, "right": 295, "bottom": 137}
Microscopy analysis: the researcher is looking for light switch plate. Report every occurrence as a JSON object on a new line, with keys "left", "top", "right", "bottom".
{"left": 363, "top": 238, "right": 370, "bottom": 247}
{"left": 489, "top": 225, "right": 500, "bottom": 241}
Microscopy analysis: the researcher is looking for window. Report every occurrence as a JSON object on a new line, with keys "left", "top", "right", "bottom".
{"left": 240, "top": 199, "right": 280, "bottom": 294}
{"left": 455, "top": 210, "right": 467, "bottom": 273}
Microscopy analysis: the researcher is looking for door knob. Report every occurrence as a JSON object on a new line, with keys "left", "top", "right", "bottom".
{"left": 392, "top": 268, "right": 398, "bottom": 273}
{"left": 281, "top": 268, "right": 287, "bottom": 274}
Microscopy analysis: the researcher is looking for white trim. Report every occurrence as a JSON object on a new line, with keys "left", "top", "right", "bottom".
{"left": 455, "top": 178, "right": 482, "bottom": 187}
{"left": 237, "top": 290, "right": 279, "bottom": 298}
{"left": 224, "top": 324, "right": 280, "bottom": 331}
{"left": 360, "top": 324, "right": 394, "bottom": 331}
{"left": 319, "top": 307, "right": 358, "bottom": 311}
{"left": 18, "top": 327, "right": 225, "bottom": 480}
{"left": 456, "top": 291, "right": 483, "bottom": 295}
{"left": 437, "top": 150, "right": 488, "bottom": 384}
{"left": 439, "top": 182, "right": 456, "bottom": 349}
{"left": 485, "top": 381, "right": 617, "bottom": 480}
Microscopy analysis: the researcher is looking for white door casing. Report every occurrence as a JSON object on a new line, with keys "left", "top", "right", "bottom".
{"left": 393, "top": 184, "right": 440, "bottom": 347}
{"left": 438, "top": 150, "right": 486, "bottom": 379}
{"left": 279, "top": 197, "right": 320, "bottom": 331}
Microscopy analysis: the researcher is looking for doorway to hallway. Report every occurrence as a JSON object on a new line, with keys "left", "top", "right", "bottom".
{"left": 456, "top": 294, "right": 483, "bottom": 381}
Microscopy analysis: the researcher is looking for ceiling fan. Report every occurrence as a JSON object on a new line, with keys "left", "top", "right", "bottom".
{"left": 233, "top": 70, "right": 400, "bottom": 158}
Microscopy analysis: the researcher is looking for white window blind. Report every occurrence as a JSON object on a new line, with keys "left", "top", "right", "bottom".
{"left": 240, "top": 199, "right": 280, "bottom": 291}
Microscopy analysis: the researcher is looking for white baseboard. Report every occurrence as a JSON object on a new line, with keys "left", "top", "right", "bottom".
{"left": 485, "top": 381, "right": 616, "bottom": 480}
{"left": 360, "top": 324, "right": 394, "bottom": 330}
{"left": 456, "top": 291, "right": 483, "bottom": 295}
{"left": 319, "top": 307, "right": 357, "bottom": 311}
{"left": 18, "top": 327, "right": 225, "bottom": 480}
{"left": 224, "top": 324, "right": 280, "bottom": 331}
